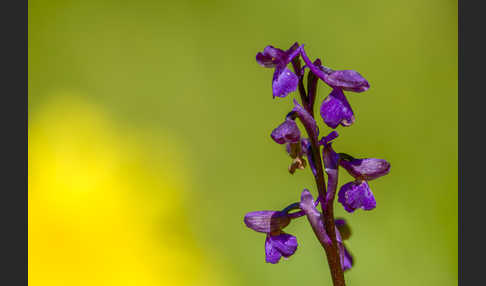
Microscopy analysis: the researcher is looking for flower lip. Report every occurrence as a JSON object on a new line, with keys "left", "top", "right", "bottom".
{"left": 271, "top": 119, "right": 301, "bottom": 144}
{"left": 272, "top": 67, "right": 299, "bottom": 98}
{"left": 339, "top": 158, "right": 390, "bottom": 181}
{"left": 338, "top": 181, "right": 376, "bottom": 213}
{"left": 265, "top": 232, "right": 298, "bottom": 264}
{"left": 320, "top": 88, "right": 355, "bottom": 129}
{"left": 244, "top": 211, "right": 291, "bottom": 233}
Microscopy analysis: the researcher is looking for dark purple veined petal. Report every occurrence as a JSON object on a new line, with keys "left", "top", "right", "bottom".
{"left": 271, "top": 119, "right": 301, "bottom": 144}
{"left": 338, "top": 181, "right": 376, "bottom": 213}
{"left": 340, "top": 158, "right": 390, "bottom": 181}
{"left": 244, "top": 211, "right": 291, "bottom": 233}
{"left": 320, "top": 88, "right": 355, "bottom": 129}
{"left": 323, "top": 70, "right": 369, "bottom": 92}
{"left": 272, "top": 67, "right": 298, "bottom": 98}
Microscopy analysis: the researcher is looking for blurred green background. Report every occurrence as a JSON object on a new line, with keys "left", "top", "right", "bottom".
{"left": 28, "top": 0, "right": 457, "bottom": 285}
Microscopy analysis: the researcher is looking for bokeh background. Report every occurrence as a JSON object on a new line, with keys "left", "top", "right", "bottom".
{"left": 28, "top": 0, "right": 457, "bottom": 285}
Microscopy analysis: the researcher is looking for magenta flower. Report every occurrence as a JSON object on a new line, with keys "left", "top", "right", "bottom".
{"left": 337, "top": 157, "right": 391, "bottom": 212}
{"left": 244, "top": 210, "right": 298, "bottom": 264}
{"left": 256, "top": 43, "right": 301, "bottom": 98}
{"left": 299, "top": 47, "right": 369, "bottom": 129}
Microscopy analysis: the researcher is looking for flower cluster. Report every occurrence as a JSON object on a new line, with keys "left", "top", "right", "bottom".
{"left": 244, "top": 42, "right": 390, "bottom": 285}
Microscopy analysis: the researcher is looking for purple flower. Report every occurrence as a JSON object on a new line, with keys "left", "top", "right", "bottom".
{"left": 271, "top": 119, "right": 301, "bottom": 144}
{"left": 244, "top": 210, "right": 298, "bottom": 264}
{"left": 337, "top": 157, "right": 390, "bottom": 213}
{"left": 265, "top": 232, "right": 298, "bottom": 264}
{"left": 256, "top": 43, "right": 301, "bottom": 98}
{"left": 338, "top": 181, "right": 376, "bottom": 212}
{"left": 300, "top": 47, "right": 369, "bottom": 93}
{"left": 299, "top": 46, "right": 369, "bottom": 128}
{"left": 273, "top": 120, "right": 307, "bottom": 174}
{"left": 320, "top": 88, "right": 355, "bottom": 129}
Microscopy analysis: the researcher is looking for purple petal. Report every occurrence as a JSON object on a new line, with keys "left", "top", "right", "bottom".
{"left": 263, "top": 45, "right": 287, "bottom": 61}
{"left": 256, "top": 52, "right": 277, "bottom": 68}
{"left": 284, "top": 44, "right": 302, "bottom": 65}
{"left": 342, "top": 245, "right": 354, "bottom": 271}
{"left": 320, "top": 88, "right": 355, "bottom": 129}
{"left": 265, "top": 235, "right": 283, "bottom": 264}
{"left": 244, "top": 211, "right": 291, "bottom": 233}
{"left": 272, "top": 67, "right": 298, "bottom": 98}
{"left": 319, "top": 131, "right": 339, "bottom": 146}
{"left": 300, "top": 189, "right": 320, "bottom": 217}
{"left": 323, "top": 141, "right": 339, "bottom": 171}
{"left": 256, "top": 45, "right": 287, "bottom": 68}
{"left": 256, "top": 44, "right": 300, "bottom": 68}
{"left": 271, "top": 119, "right": 301, "bottom": 144}
{"left": 323, "top": 70, "right": 369, "bottom": 93}
{"left": 292, "top": 99, "right": 319, "bottom": 141}
{"left": 340, "top": 158, "right": 391, "bottom": 181}
{"left": 338, "top": 181, "right": 376, "bottom": 213}
{"left": 268, "top": 233, "right": 298, "bottom": 258}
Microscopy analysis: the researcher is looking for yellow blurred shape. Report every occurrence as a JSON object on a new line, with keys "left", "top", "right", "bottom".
{"left": 29, "top": 95, "right": 222, "bottom": 286}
